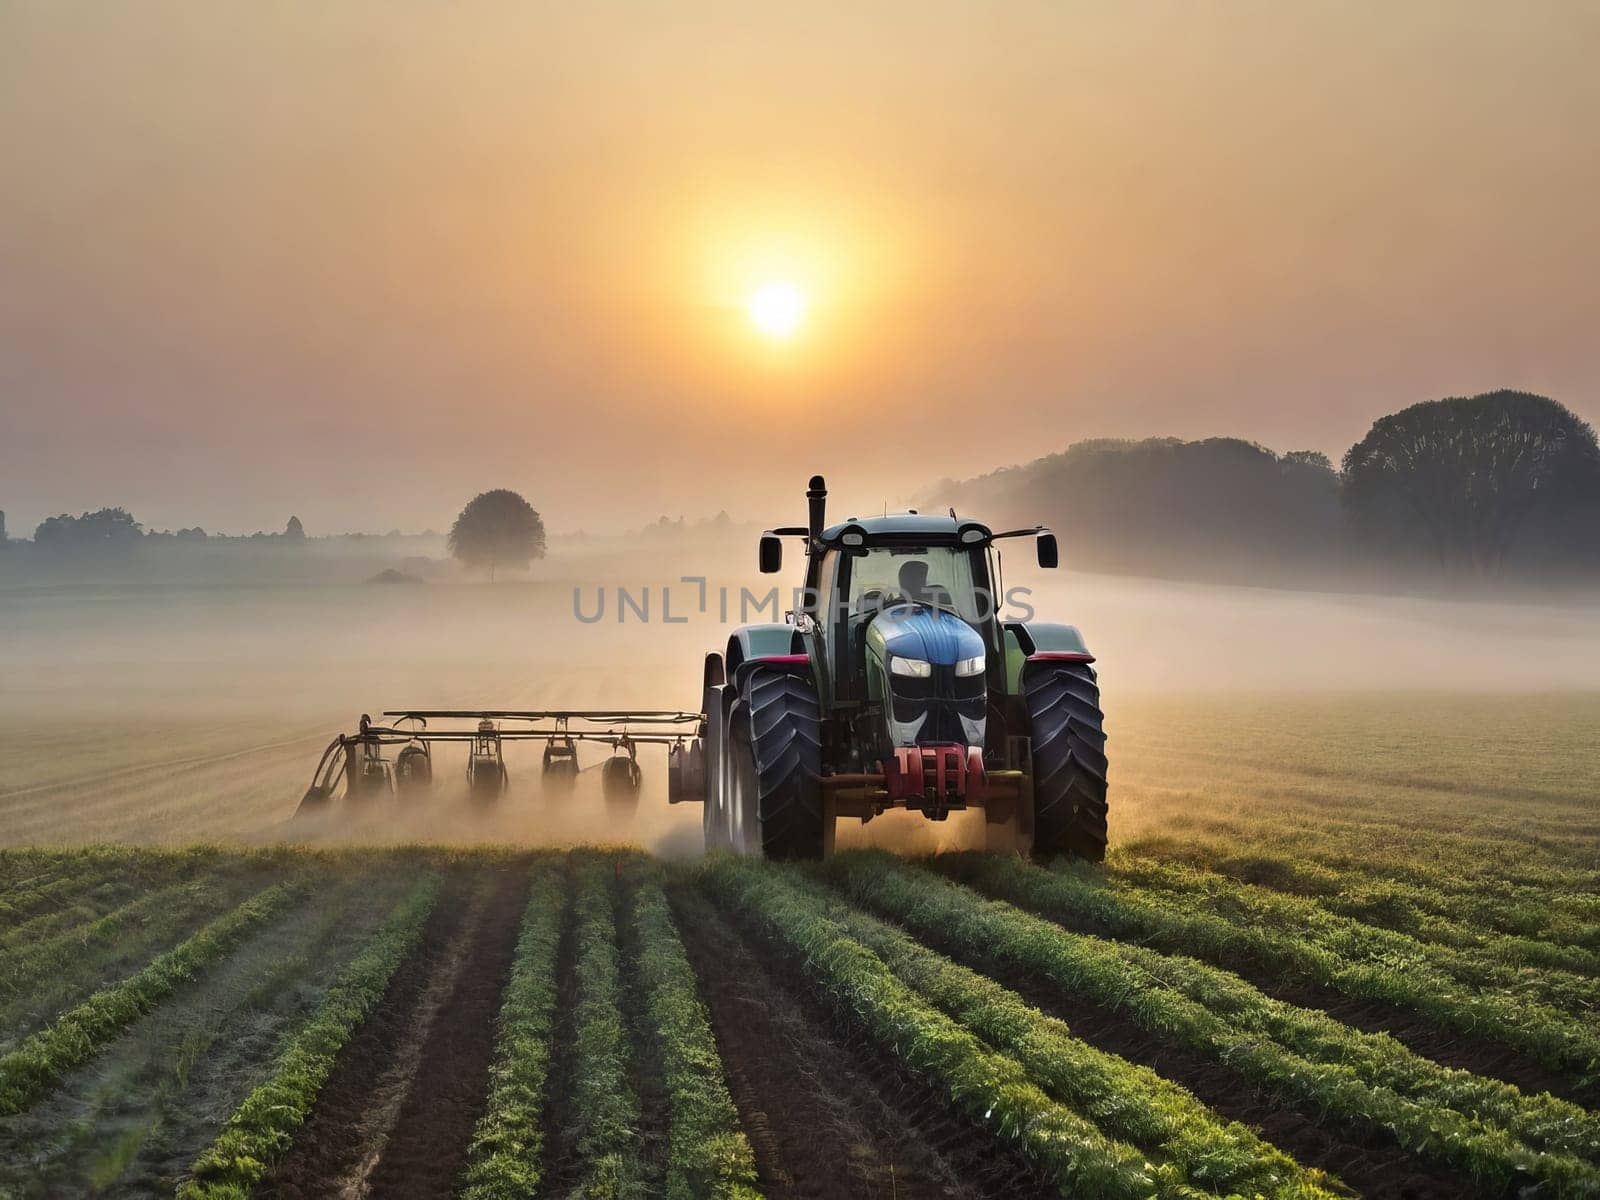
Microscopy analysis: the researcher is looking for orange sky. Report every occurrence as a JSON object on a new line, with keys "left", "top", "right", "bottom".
{"left": 2, "top": 2, "right": 1597, "bottom": 536}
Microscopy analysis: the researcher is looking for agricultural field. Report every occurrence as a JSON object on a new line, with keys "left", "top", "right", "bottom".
{"left": 1, "top": 691, "right": 1597, "bottom": 1198}
{"left": 1, "top": 582, "right": 1597, "bottom": 1197}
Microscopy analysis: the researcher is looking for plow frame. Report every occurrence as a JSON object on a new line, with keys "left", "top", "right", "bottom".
{"left": 298, "top": 709, "right": 703, "bottom": 810}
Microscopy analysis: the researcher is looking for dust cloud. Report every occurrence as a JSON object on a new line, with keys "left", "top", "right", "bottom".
{"left": 2, "top": 540, "right": 1597, "bottom": 850}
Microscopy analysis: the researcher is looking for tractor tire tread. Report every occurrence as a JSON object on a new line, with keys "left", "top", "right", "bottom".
{"left": 1025, "top": 661, "right": 1109, "bottom": 862}
{"left": 742, "top": 665, "right": 826, "bottom": 859}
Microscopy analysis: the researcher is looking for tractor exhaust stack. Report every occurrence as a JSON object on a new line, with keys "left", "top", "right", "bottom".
{"left": 807, "top": 475, "right": 827, "bottom": 545}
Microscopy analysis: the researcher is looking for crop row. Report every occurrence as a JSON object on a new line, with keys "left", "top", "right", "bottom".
{"left": 625, "top": 860, "right": 760, "bottom": 1200}
{"left": 824, "top": 852, "right": 1600, "bottom": 1196}
{"left": 774, "top": 864, "right": 1337, "bottom": 1199}
{"left": 567, "top": 857, "right": 643, "bottom": 1198}
{"left": 1124, "top": 822, "right": 1600, "bottom": 927}
{"left": 0, "top": 880, "right": 307, "bottom": 1116}
{"left": 699, "top": 855, "right": 1179, "bottom": 1199}
{"left": 933, "top": 852, "right": 1599, "bottom": 1077}
{"left": 0, "top": 871, "right": 112, "bottom": 932}
{"left": 0, "top": 874, "right": 248, "bottom": 1007}
{"left": 460, "top": 859, "right": 568, "bottom": 1199}
{"left": 948, "top": 852, "right": 1600, "bottom": 1082}
{"left": 3, "top": 873, "right": 173, "bottom": 954}
{"left": 178, "top": 873, "right": 442, "bottom": 1198}
{"left": 1112, "top": 845, "right": 1600, "bottom": 968}
{"left": 1108, "top": 854, "right": 1599, "bottom": 1002}
{"left": 0, "top": 846, "right": 244, "bottom": 932}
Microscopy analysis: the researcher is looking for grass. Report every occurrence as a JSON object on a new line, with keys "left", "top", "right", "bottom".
{"left": 178, "top": 873, "right": 442, "bottom": 1199}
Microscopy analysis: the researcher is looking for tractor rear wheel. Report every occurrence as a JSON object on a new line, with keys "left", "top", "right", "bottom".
{"left": 728, "top": 665, "right": 829, "bottom": 859}
{"left": 1024, "top": 660, "right": 1108, "bottom": 862}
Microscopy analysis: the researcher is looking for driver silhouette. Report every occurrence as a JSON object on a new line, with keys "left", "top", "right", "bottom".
{"left": 896, "top": 560, "right": 954, "bottom": 609}
{"left": 898, "top": 560, "right": 933, "bottom": 603}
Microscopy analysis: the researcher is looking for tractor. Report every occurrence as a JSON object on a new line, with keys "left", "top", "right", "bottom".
{"left": 295, "top": 475, "right": 1105, "bottom": 863}
{"left": 667, "top": 476, "right": 1107, "bottom": 861}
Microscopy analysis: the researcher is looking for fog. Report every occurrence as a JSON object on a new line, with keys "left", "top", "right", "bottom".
{"left": 3, "top": 536, "right": 1596, "bottom": 850}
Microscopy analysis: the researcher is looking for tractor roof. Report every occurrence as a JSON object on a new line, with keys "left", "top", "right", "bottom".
{"left": 820, "top": 513, "right": 991, "bottom": 542}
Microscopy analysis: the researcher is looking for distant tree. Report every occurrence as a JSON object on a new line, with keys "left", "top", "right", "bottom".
{"left": 1342, "top": 390, "right": 1600, "bottom": 577}
{"left": 1283, "top": 450, "right": 1335, "bottom": 473}
{"left": 448, "top": 489, "right": 546, "bottom": 580}
{"left": 284, "top": 515, "right": 306, "bottom": 540}
{"left": 33, "top": 507, "right": 143, "bottom": 550}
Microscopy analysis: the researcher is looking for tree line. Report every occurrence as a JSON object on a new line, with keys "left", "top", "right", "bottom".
{"left": 7, "top": 390, "right": 1596, "bottom": 589}
{"left": 922, "top": 390, "right": 1600, "bottom": 587}
{"left": 2, "top": 490, "right": 551, "bottom": 584}
{"left": 16, "top": 512, "right": 308, "bottom": 551}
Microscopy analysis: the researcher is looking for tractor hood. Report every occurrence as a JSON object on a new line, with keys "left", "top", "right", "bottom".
{"left": 867, "top": 605, "right": 985, "bottom": 667}
{"left": 865, "top": 605, "right": 988, "bottom": 749}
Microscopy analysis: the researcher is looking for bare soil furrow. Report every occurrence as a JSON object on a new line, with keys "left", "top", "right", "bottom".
{"left": 672, "top": 885, "right": 1056, "bottom": 1200}
{"left": 257, "top": 874, "right": 483, "bottom": 1199}
{"left": 363, "top": 864, "right": 528, "bottom": 1199}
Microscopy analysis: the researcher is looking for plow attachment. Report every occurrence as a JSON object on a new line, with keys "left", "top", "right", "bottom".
{"left": 296, "top": 709, "right": 701, "bottom": 816}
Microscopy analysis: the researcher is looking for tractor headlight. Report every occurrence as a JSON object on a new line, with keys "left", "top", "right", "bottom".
{"left": 955, "top": 654, "right": 986, "bottom": 677}
{"left": 890, "top": 656, "right": 932, "bottom": 678}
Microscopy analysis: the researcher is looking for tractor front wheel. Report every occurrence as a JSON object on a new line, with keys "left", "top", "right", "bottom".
{"left": 1024, "top": 660, "right": 1108, "bottom": 862}
{"left": 728, "top": 665, "right": 829, "bottom": 859}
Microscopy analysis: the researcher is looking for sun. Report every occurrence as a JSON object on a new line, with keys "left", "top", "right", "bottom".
{"left": 747, "top": 281, "right": 806, "bottom": 339}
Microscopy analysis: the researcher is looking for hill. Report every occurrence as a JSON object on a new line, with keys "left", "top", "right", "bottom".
{"left": 917, "top": 437, "right": 1346, "bottom": 587}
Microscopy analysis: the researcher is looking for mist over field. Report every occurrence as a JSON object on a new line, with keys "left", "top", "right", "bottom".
{"left": 5, "top": 540, "right": 1596, "bottom": 850}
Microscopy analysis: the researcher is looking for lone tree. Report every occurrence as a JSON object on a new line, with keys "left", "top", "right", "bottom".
{"left": 448, "top": 489, "right": 546, "bottom": 580}
{"left": 1342, "top": 390, "right": 1600, "bottom": 577}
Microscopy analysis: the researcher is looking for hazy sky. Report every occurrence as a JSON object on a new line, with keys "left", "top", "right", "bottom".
{"left": 2, "top": 2, "right": 1597, "bottom": 536}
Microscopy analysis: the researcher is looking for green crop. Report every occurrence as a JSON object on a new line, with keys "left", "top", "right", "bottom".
{"left": 460, "top": 859, "right": 568, "bottom": 1199}
{"left": 780, "top": 864, "right": 1336, "bottom": 1198}
{"left": 0, "top": 879, "right": 307, "bottom": 1116}
{"left": 826, "top": 852, "right": 1600, "bottom": 1196}
{"left": 1104, "top": 855, "right": 1596, "bottom": 1017}
{"left": 178, "top": 874, "right": 442, "bottom": 1199}
{"left": 702, "top": 854, "right": 1184, "bottom": 1200}
{"left": 569, "top": 856, "right": 643, "bottom": 1199}
{"left": 626, "top": 861, "right": 760, "bottom": 1200}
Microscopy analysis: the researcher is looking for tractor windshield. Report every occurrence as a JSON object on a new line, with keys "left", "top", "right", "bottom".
{"left": 841, "top": 545, "right": 988, "bottom": 626}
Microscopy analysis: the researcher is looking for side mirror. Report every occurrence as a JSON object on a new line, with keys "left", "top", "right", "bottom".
{"left": 759, "top": 533, "right": 783, "bottom": 574}
{"left": 1036, "top": 532, "right": 1059, "bottom": 569}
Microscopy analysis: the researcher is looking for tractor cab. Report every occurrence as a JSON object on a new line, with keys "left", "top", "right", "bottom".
{"left": 710, "top": 477, "right": 1101, "bottom": 862}
{"left": 803, "top": 516, "right": 1002, "bottom": 710}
